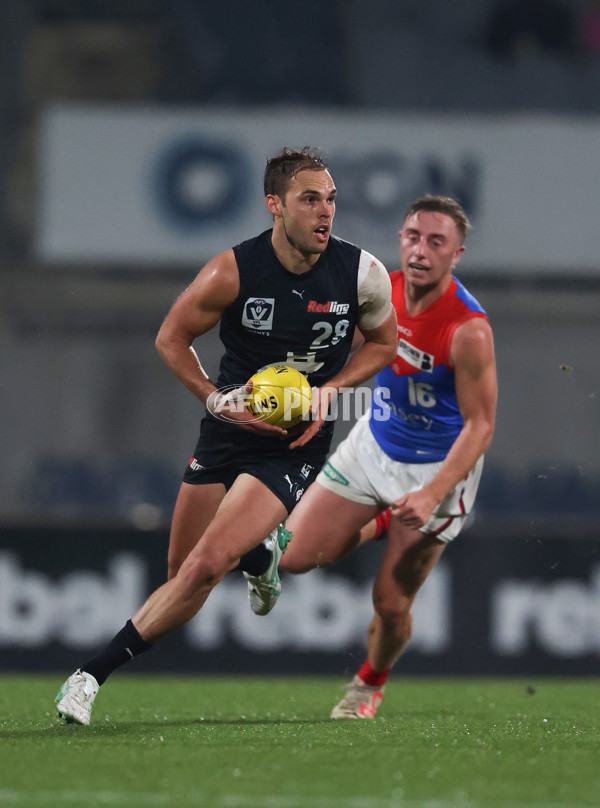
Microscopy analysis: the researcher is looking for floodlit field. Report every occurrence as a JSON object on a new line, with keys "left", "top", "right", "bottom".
{"left": 1, "top": 674, "right": 599, "bottom": 808}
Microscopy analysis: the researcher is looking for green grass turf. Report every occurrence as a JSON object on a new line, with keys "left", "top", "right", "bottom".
{"left": 0, "top": 674, "right": 599, "bottom": 808}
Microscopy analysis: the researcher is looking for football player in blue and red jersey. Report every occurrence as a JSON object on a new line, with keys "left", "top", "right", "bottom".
{"left": 247, "top": 195, "right": 497, "bottom": 719}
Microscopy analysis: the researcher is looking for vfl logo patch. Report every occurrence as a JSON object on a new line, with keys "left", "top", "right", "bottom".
{"left": 242, "top": 297, "right": 275, "bottom": 331}
{"left": 397, "top": 339, "right": 434, "bottom": 372}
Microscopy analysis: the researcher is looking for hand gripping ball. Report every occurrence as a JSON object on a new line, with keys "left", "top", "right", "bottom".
{"left": 248, "top": 364, "right": 312, "bottom": 429}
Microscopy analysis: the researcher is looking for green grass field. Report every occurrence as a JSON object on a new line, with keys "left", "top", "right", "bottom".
{"left": 1, "top": 674, "right": 599, "bottom": 808}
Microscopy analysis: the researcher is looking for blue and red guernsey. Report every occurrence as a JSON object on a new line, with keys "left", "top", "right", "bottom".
{"left": 369, "top": 271, "right": 488, "bottom": 463}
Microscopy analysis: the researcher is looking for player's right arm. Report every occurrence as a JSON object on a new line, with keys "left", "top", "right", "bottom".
{"left": 155, "top": 250, "right": 285, "bottom": 435}
{"left": 155, "top": 250, "right": 238, "bottom": 403}
{"left": 390, "top": 317, "right": 497, "bottom": 527}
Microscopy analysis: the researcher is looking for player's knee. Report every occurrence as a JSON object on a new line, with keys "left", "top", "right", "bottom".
{"left": 177, "top": 552, "right": 229, "bottom": 597}
{"left": 280, "top": 555, "right": 302, "bottom": 574}
{"left": 280, "top": 551, "right": 316, "bottom": 574}
{"left": 373, "top": 592, "right": 412, "bottom": 627}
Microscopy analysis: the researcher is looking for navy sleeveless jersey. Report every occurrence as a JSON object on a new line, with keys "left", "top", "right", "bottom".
{"left": 217, "top": 229, "right": 361, "bottom": 390}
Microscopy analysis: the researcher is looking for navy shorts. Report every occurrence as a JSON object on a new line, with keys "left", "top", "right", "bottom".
{"left": 183, "top": 415, "right": 331, "bottom": 513}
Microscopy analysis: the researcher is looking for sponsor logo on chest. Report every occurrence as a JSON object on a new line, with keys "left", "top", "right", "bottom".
{"left": 307, "top": 300, "right": 350, "bottom": 315}
{"left": 397, "top": 339, "right": 434, "bottom": 372}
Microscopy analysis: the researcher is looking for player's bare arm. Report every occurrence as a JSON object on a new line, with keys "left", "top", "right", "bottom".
{"left": 391, "top": 317, "right": 497, "bottom": 526}
{"left": 337, "top": 310, "right": 398, "bottom": 388}
{"left": 155, "top": 250, "right": 238, "bottom": 401}
{"left": 156, "top": 250, "right": 285, "bottom": 436}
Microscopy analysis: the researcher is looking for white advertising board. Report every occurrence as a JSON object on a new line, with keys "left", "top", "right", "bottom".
{"left": 37, "top": 104, "right": 600, "bottom": 273}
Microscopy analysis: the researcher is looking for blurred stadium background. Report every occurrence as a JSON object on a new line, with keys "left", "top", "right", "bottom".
{"left": 1, "top": 0, "right": 599, "bottom": 677}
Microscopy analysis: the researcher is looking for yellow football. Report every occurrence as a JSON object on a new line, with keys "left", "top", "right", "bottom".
{"left": 248, "top": 364, "right": 312, "bottom": 429}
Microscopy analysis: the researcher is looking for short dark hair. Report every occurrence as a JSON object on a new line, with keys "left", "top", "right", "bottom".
{"left": 264, "top": 147, "right": 328, "bottom": 198}
{"left": 404, "top": 195, "right": 471, "bottom": 244}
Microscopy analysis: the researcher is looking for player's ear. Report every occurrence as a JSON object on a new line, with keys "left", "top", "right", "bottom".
{"left": 265, "top": 194, "right": 282, "bottom": 216}
{"left": 453, "top": 244, "right": 466, "bottom": 265}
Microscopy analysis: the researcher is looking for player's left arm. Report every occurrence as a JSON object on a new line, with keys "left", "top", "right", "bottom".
{"left": 391, "top": 317, "right": 497, "bottom": 526}
{"left": 289, "top": 255, "right": 397, "bottom": 449}
{"left": 327, "top": 310, "right": 397, "bottom": 390}
{"left": 317, "top": 253, "right": 397, "bottom": 413}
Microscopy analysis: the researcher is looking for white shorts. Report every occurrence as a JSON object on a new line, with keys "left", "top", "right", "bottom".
{"left": 317, "top": 414, "right": 483, "bottom": 543}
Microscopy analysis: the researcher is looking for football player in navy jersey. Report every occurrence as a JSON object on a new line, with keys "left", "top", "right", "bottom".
{"left": 246, "top": 195, "right": 497, "bottom": 720}
{"left": 54, "top": 147, "right": 397, "bottom": 725}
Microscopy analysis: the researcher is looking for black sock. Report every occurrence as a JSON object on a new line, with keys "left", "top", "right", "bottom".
{"left": 238, "top": 544, "right": 271, "bottom": 576}
{"left": 80, "top": 619, "right": 153, "bottom": 685}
